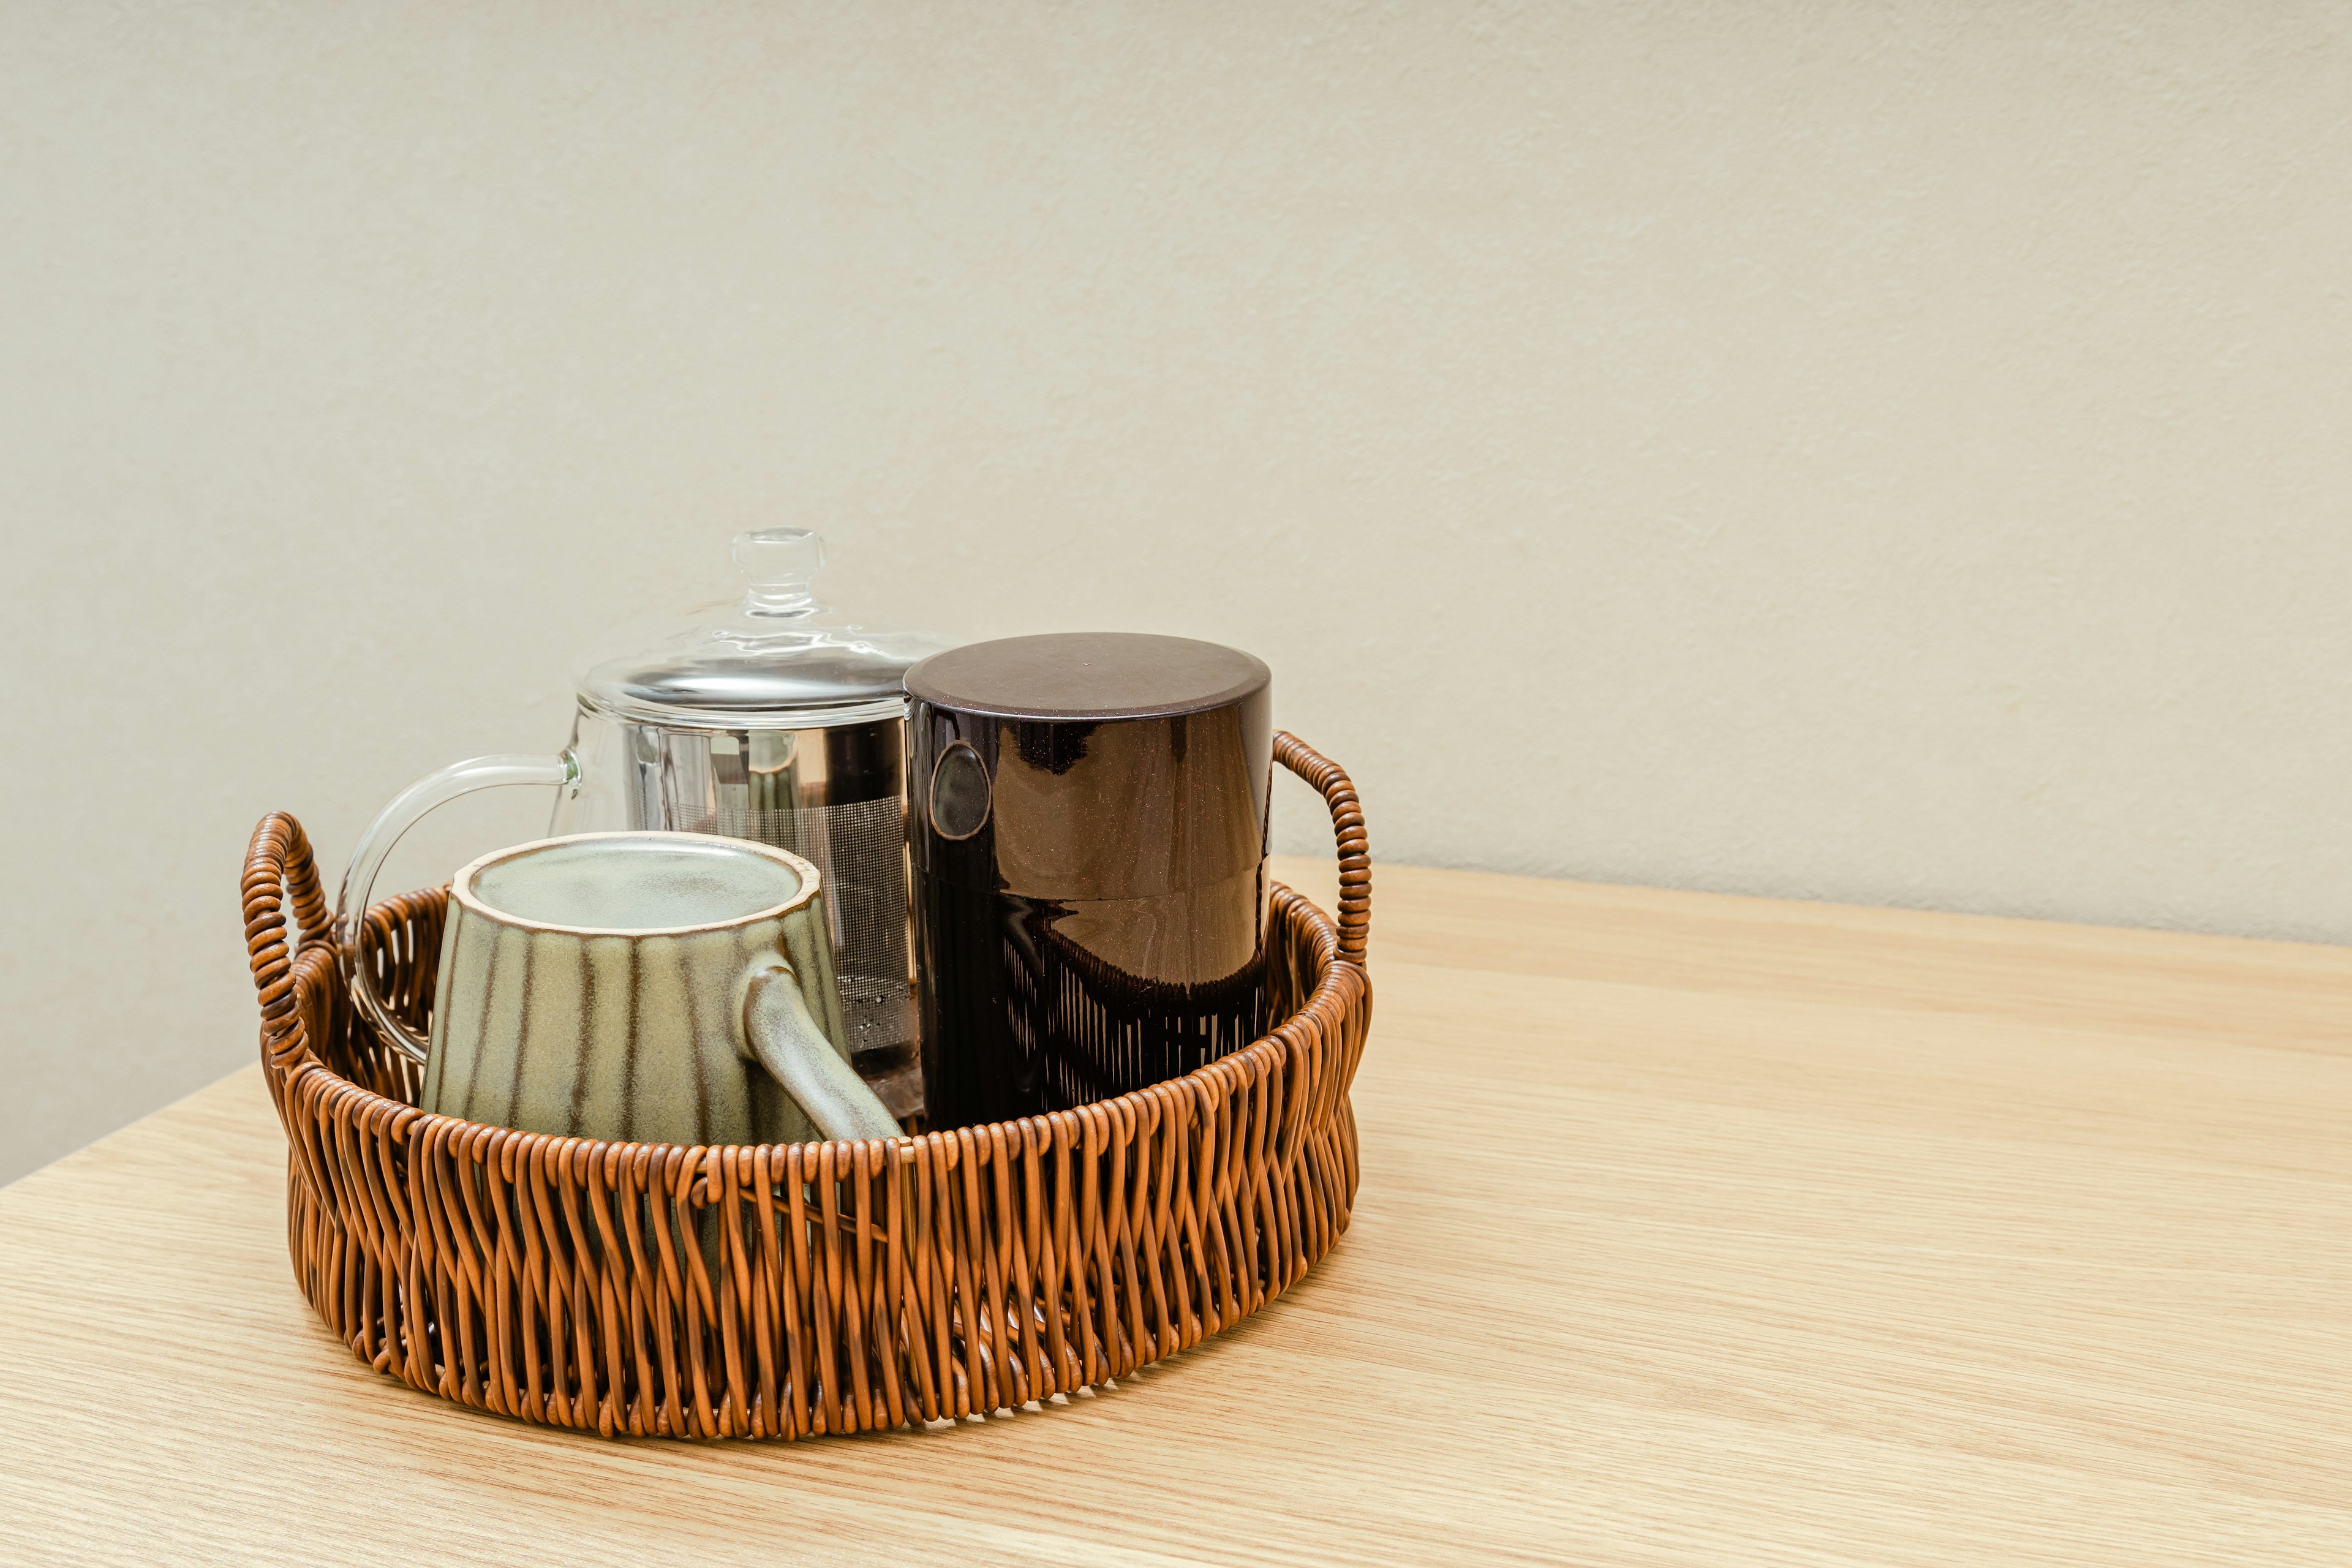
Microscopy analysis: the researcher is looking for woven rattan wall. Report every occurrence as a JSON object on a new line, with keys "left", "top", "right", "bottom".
{"left": 241, "top": 734, "right": 1372, "bottom": 1439}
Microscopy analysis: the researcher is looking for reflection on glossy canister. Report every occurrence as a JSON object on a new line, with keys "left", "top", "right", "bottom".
{"left": 905, "top": 633, "right": 1273, "bottom": 1130}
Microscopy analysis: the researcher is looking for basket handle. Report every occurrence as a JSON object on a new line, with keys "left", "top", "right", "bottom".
{"left": 1273, "top": 731, "right": 1370, "bottom": 967}
{"left": 243, "top": 812, "right": 329, "bottom": 1053}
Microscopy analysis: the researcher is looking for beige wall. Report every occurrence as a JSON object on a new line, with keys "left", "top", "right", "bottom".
{"left": 5, "top": 2, "right": 2348, "bottom": 1183}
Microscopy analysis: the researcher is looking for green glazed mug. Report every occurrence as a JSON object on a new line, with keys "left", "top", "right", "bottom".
{"left": 423, "top": 831, "right": 902, "bottom": 1147}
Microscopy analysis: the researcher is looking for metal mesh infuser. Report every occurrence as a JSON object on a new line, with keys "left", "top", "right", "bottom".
{"left": 701, "top": 794, "right": 912, "bottom": 1065}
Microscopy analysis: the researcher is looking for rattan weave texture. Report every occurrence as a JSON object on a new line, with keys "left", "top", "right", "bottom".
{"left": 241, "top": 733, "right": 1371, "bottom": 1439}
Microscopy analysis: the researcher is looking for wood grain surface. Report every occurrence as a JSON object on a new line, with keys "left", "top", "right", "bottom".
{"left": 2, "top": 859, "right": 2347, "bottom": 1566}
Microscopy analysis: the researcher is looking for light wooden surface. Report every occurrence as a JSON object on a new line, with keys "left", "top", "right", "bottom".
{"left": 3, "top": 859, "right": 2348, "bottom": 1566}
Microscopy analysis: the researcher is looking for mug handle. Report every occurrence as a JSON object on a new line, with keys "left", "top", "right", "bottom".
{"left": 742, "top": 968, "right": 903, "bottom": 1140}
{"left": 336, "top": 752, "right": 580, "bottom": 1063}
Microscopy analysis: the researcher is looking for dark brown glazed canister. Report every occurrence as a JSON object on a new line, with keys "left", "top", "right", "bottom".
{"left": 905, "top": 633, "right": 1273, "bottom": 1131}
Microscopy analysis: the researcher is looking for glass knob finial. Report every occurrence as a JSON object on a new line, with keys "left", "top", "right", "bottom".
{"left": 733, "top": 529, "right": 825, "bottom": 616}
{"left": 733, "top": 527, "right": 824, "bottom": 584}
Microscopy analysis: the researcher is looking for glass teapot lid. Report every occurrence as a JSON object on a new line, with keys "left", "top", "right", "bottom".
{"left": 574, "top": 528, "right": 951, "bottom": 731}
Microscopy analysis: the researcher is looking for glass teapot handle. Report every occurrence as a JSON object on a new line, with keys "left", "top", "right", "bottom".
{"left": 336, "top": 752, "right": 580, "bottom": 1064}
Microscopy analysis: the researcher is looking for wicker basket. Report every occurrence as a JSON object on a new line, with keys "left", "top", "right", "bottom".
{"left": 240, "top": 732, "right": 1372, "bottom": 1439}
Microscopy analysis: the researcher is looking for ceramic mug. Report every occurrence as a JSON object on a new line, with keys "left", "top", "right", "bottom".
{"left": 423, "top": 831, "right": 902, "bottom": 1147}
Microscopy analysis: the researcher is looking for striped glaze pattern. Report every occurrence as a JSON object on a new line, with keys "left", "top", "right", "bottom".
{"left": 239, "top": 733, "right": 1372, "bottom": 1439}
{"left": 425, "top": 883, "right": 845, "bottom": 1150}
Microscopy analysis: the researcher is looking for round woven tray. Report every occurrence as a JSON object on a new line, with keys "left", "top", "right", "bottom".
{"left": 241, "top": 732, "right": 1372, "bottom": 1439}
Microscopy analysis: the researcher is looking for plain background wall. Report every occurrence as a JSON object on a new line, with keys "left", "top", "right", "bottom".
{"left": 4, "top": 2, "right": 2349, "bottom": 1185}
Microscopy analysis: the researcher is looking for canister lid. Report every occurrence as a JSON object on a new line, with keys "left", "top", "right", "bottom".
{"left": 574, "top": 529, "right": 951, "bottom": 731}
{"left": 906, "top": 633, "right": 1273, "bottom": 898}
{"left": 905, "top": 632, "right": 1268, "bottom": 721}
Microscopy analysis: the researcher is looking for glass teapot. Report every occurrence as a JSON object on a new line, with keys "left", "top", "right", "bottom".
{"left": 336, "top": 528, "right": 949, "bottom": 1114}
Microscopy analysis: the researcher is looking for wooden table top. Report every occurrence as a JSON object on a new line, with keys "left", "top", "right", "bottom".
{"left": 3, "top": 858, "right": 2346, "bottom": 1566}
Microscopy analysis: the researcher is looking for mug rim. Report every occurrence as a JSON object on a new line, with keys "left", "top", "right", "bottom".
{"left": 450, "top": 830, "right": 823, "bottom": 938}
